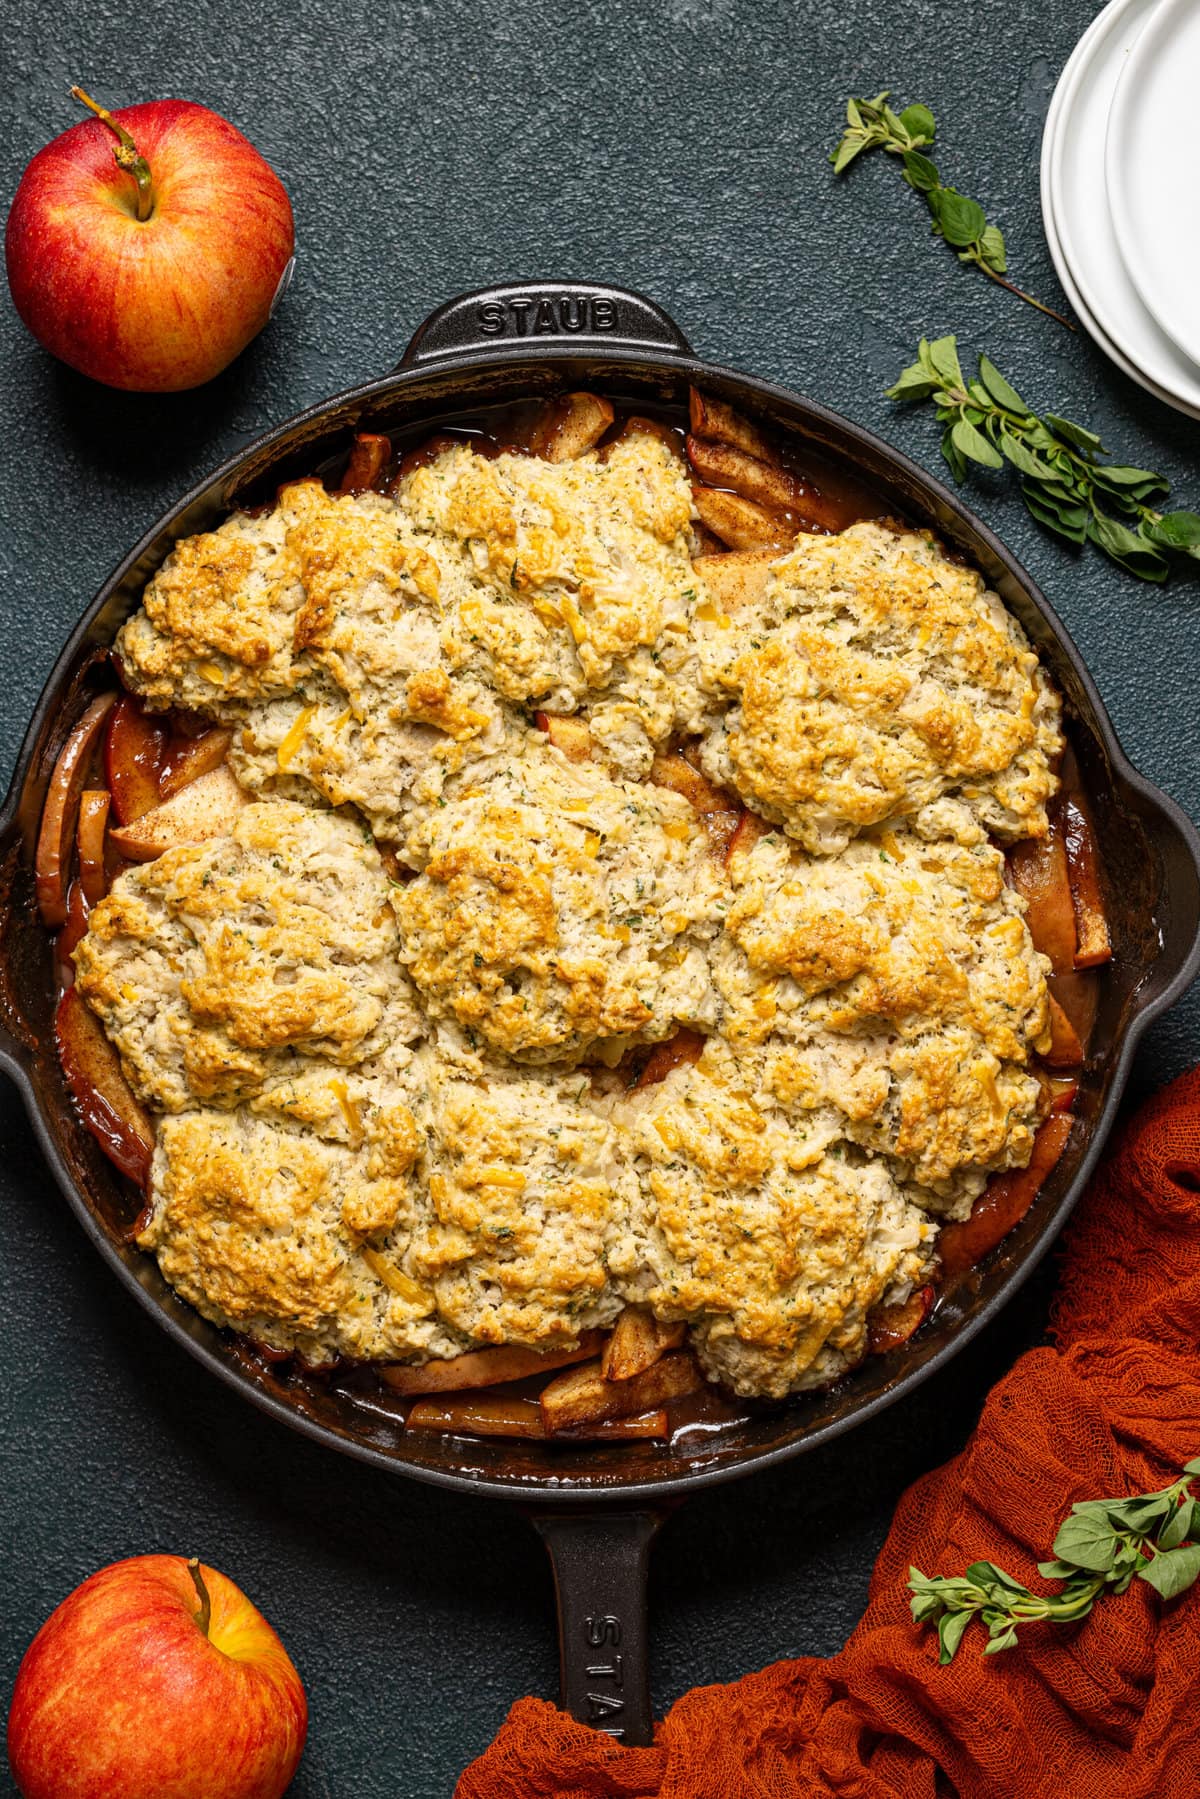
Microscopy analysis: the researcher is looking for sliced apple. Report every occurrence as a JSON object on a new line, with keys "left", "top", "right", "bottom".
{"left": 108, "top": 763, "right": 247, "bottom": 862}
{"left": 533, "top": 710, "right": 594, "bottom": 762}
{"left": 56, "top": 879, "right": 91, "bottom": 972}
{"left": 692, "top": 484, "right": 794, "bottom": 552}
{"left": 937, "top": 1112, "right": 1074, "bottom": 1280}
{"left": 600, "top": 1306, "right": 686, "bottom": 1382}
{"left": 1044, "top": 993, "right": 1085, "bottom": 1070}
{"left": 35, "top": 691, "right": 117, "bottom": 928}
{"left": 687, "top": 435, "right": 840, "bottom": 534}
{"left": 688, "top": 387, "right": 776, "bottom": 463}
{"left": 1061, "top": 794, "right": 1112, "bottom": 968}
{"left": 648, "top": 750, "right": 742, "bottom": 858}
{"left": 692, "top": 550, "right": 778, "bottom": 614}
{"left": 724, "top": 809, "right": 775, "bottom": 871}
{"left": 54, "top": 986, "right": 155, "bottom": 1187}
{"left": 632, "top": 1027, "right": 707, "bottom": 1090}
{"left": 378, "top": 1333, "right": 604, "bottom": 1396}
{"left": 405, "top": 1395, "right": 669, "bottom": 1441}
{"left": 867, "top": 1285, "right": 935, "bottom": 1355}
{"left": 1007, "top": 825, "right": 1077, "bottom": 976}
{"left": 158, "top": 726, "right": 232, "bottom": 798}
{"left": 539, "top": 1350, "right": 702, "bottom": 1434}
{"left": 76, "top": 789, "right": 111, "bottom": 906}
{"left": 338, "top": 431, "right": 392, "bottom": 495}
{"left": 104, "top": 695, "right": 169, "bottom": 825}
{"left": 599, "top": 415, "right": 685, "bottom": 461}
{"left": 1042, "top": 1074, "right": 1079, "bottom": 1115}
{"left": 527, "top": 392, "right": 615, "bottom": 462}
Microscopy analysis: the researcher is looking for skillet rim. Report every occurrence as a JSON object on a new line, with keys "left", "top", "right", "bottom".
{"left": 2, "top": 338, "right": 1198, "bottom": 1506}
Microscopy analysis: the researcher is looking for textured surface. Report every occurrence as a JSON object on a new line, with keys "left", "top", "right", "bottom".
{"left": 2, "top": 2, "right": 1199, "bottom": 1794}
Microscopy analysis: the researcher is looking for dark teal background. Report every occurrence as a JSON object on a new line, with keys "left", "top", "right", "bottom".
{"left": 2, "top": 3, "right": 1198, "bottom": 1792}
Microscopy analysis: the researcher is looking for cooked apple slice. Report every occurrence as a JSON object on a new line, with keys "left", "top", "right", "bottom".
{"left": 599, "top": 415, "right": 685, "bottom": 461}
{"left": 687, "top": 435, "right": 840, "bottom": 534}
{"left": 76, "top": 790, "right": 111, "bottom": 906}
{"left": 1061, "top": 794, "right": 1112, "bottom": 968}
{"left": 56, "top": 879, "right": 91, "bottom": 972}
{"left": 528, "top": 392, "right": 615, "bottom": 462}
{"left": 600, "top": 1306, "right": 687, "bottom": 1381}
{"left": 692, "top": 550, "right": 777, "bottom": 614}
{"left": 107, "top": 764, "right": 247, "bottom": 862}
{"left": 104, "top": 695, "right": 168, "bottom": 825}
{"left": 648, "top": 750, "right": 742, "bottom": 858}
{"left": 632, "top": 1028, "right": 707, "bottom": 1090}
{"left": 54, "top": 986, "right": 155, "bottom": 1187}
{"left": 1044, "top": 993, "right": 1085, "bottom": 1070}
{"left": 937, "top": 1112, "right": 1074, "bottom": 1280}
{"left": 158, "top": 726, "right": 233, "bottom": 798}
{"left": 405, "top": 1394, "right": 669, "bottom": 1440}
{"left": 1042, "top": 1075, "right": 1079, "bottom": 1114}
{"left": 533, "top": 710, "right": 593, "bottom": 762}
{"left": 867, "top": 1284, "right": 935, "bottom": 1355}
{"left": 539, "top": 1350, "right": 702, "bottom": 1433}
{"left": 338, "top": 431, "right": 392, "bottom": 495}
{"left": 35, "top": 691, "right": 117, "bottom": 928}
{"left": 692, "top": 484, "right": 794, "bottom": 551}
{"left": 688, "top": 388, "right": 776, "bottom": 463}
{"left": 1007, "top": 825, "right": 1077, "bottom": 976}
{"left": 723, "top": 809, "right": 774, "bottom": 871}
{"left": 378, "top": 1334, "right": 604, "bottom": 1396}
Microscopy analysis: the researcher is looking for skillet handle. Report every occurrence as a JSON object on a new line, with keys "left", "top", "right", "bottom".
{"left": 1130, "top": 779, "right": 1200, "bottom": 1015}
{"left": 531, "top": 1507, "right": 667, "bottom": 1746}
{"left": 397, "top": 281, "right": 693, "bottom": 369}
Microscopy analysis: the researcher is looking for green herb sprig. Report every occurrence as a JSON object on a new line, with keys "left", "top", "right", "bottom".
{"left": 888, "top": 335, "right": 1200, "bottom": 581}
{"left": 910, "top": 1457, "right": 1200, "bottom": 1663}
{"left": 832, "top": 93, "right": 1071, "bottom": 329}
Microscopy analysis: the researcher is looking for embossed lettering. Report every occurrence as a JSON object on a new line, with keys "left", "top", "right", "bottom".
{"left": 585, "top": 1655, "right": 624, "bottom": 1686}
{"left": 508, "top": 298, "right": 532, "bottom": 335}
{"left": 592, "top": 297, "right": 617, "bottom": 332}
{"left": 586, "top": 1693, "right": 625, "bottom": 1721}
{"left": 559, "top": 297, "right": 588, "bottom": 332}
{"left": 476, "top": 302, "right": 506, "bottom": 335}
{"left": 586, "top": 1614, "right": 621, "bottom": 1648}
{"left": 533, "top": 299, "right": 559, "bottom": 334}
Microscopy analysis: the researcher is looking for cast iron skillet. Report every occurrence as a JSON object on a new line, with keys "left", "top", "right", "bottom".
{"left": 2, "top": 281, "right": 1199, "bottom": 1743}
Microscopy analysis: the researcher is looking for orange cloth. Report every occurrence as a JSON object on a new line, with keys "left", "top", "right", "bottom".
{"left": 458, "top": 1071, "right": 1200, "bottom": 1799}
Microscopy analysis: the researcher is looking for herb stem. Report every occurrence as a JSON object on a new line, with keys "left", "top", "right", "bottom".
{"left": 972, "top": 258, "right": 1076, "bottom": 331}
{"left": 832, "top": 91, "right": 1070, "bottom": 329}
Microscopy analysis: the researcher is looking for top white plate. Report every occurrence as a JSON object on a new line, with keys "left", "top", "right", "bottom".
{"left": 1106, "top": 0, "right": 1200, "bottom": 370}
{"left": 1041, "top": 0, "right": 1200, "bottom": 418}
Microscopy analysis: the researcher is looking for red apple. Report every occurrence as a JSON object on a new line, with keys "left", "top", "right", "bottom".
{"left": 7, "top": 1556, "right": 307, "bottom": 1799}
{"left": 6, "top": 90, "right": 294, "bottom": 391}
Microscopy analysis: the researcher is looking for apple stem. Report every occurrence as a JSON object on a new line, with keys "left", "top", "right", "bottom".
{"left": 186, "top": 1558, "right": 213, "bottom": 1640}
{"left": 70, "top": 86, "right": 154, "bottom": 222}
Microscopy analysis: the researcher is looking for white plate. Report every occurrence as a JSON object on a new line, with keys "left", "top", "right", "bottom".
{"left": 1042, "top": 179, "right": 1188, "bottom": 413}
{"left": 1106, "top": 0, "right": 1200, "bottom": 370}
{"left": 1041, "top": 0, "right": 1200, "bottom": 419}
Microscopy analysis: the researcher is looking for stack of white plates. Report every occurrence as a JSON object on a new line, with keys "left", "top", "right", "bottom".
{"left": 1042, "top": 0, "right": 1200, "bottom": 419}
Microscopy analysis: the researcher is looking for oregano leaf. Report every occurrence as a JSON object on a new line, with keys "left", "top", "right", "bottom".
{"left": 899, "top": 101, "right": 936, "bottom": 140}
{"left": 1138, "top": 1544, "right": 1200, "bottom": 1600}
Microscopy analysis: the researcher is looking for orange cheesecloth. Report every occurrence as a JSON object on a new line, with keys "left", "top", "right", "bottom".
{"left": 458, "top": 1070, "right": 1200, "bottom": 1799}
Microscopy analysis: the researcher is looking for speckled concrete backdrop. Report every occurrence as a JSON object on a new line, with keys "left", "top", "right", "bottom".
{"left": 2, "top": 2, "right": 1197, "bottom": 1793}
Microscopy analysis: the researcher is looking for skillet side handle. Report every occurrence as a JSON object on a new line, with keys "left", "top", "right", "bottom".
{"left": 398, "top": 281, "right": 693, "bottom": 370}
{"left": 531, "top": 1508, "right": 667, "bottom": 1747}
{"left": 1134, "top": 782, "right": 1200, "bottom": 1012}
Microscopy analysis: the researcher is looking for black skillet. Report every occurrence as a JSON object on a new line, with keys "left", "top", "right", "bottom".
{"left": 2, "top": 281, "right": 1198, "bottom": 1743}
